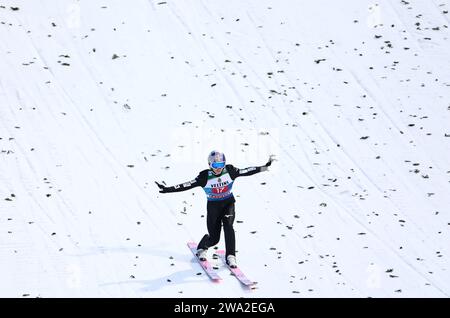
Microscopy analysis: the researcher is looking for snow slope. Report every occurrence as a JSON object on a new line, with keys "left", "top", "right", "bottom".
{"left": 1, "top": 0, "right": 449, "bottom": 297}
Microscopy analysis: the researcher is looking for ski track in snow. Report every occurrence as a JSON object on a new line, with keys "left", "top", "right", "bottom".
{"left": 0, "top": 0, "right": 449, "bottom": 297}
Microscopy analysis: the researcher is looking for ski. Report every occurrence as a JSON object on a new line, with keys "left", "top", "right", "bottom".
{"left": 187, "top": 242, "right": 221, "bottom": 282}
{"left": 217, "top": 250, "right": 257, "bottom": 287}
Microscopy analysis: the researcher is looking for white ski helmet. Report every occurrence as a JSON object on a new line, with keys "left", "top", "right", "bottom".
{"left": 208, "top": 150, "right": 226, "bottom": 169}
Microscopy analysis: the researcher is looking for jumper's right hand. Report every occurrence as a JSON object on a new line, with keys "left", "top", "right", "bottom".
{"left": 155, "top": 181, "right": 169, "bottom": 193}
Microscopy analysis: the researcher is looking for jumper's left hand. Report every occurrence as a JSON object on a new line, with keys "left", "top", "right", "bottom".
{"left": 265, "top": 155, "right": 276, "bottom": 167}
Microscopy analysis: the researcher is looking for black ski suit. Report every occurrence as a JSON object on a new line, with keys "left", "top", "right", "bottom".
{"left": 161, "top": 164, "right": 268, "bottom": 258}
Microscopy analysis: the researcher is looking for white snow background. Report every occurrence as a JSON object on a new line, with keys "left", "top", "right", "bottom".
{"left": 1, "top": 0, "right": 449, "bottom": 297}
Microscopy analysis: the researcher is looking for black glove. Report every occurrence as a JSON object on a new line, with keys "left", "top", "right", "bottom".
{"left": 155, "top": 181, "right": 169, "bottom": 193}
{"left": 265, "top": 155, "right": 275, "bottom": 167}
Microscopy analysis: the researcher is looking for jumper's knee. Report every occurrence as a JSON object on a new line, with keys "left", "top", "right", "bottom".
{"left": 222, "top": 217, "right": 234, "bottom": 228}
{"left": 209, "top": 235, "right": 220, "bottom": 246}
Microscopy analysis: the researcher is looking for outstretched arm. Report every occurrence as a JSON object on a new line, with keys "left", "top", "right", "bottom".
{"left": 228, "top": 155, "right": 275, "bottom": 179}
{"left": 155, "top": 180, "right": 198, "bottom": 193}
{"left": 156, "top": 171, "right": 208, "bottom": 194}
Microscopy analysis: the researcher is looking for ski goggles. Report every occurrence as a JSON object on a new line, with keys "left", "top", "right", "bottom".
{"left": 210, "top": 161, "right": 225, "bottom": 169}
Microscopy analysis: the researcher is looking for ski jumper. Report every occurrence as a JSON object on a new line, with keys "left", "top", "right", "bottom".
{"left": 163, "top": 164, "right": 267, "bottom": 257}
